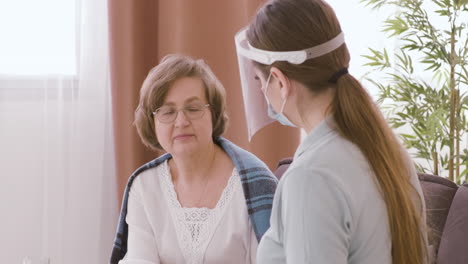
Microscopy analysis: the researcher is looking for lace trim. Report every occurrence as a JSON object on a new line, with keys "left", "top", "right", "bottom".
{"left": 159, "top": 160, "right": 240, "bottom": 264}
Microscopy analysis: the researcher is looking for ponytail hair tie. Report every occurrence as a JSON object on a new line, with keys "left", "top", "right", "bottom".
{"left": 328, "top": 68, "right": 348, "bottom": 83}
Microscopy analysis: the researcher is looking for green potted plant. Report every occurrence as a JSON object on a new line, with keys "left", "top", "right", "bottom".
{"left": 360, "top": 0, "right": 468, "bottom": 184}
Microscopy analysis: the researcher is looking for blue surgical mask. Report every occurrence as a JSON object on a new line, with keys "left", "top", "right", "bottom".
{"left": 263, "top": 72, "right": 296, "bottom": 127}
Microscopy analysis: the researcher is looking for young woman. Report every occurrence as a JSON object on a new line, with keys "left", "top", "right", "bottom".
{"left": 235, "top": 0, "right": 430, "bottom": 263}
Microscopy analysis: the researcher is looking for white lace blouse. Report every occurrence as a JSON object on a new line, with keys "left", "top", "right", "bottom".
{"left": 119, "top": 160, "right": 258, "bottom": 264}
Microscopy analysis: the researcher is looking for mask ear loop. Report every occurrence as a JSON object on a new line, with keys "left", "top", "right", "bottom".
{"left": 279, "top": 96, "right": 288, "bottom": 114}
{"left": 264, "top": 71, "right": 273, "bottom": 93}
{"left": 262, "top": 72, "right": 273, "bottom": 104}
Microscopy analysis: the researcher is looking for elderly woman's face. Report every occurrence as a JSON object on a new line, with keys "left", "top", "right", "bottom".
{"left": 154, "top": 77, "right": 213, "bottom": 156}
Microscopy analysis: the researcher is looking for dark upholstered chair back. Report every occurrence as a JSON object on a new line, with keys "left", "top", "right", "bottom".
{"left": 436, "top": 183, "right": 468, "bottom": 264}
{"left": 417, "top": 173, "right": 458, "bottom": 256}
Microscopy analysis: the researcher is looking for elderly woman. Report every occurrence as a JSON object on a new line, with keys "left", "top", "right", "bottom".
{"left": 110, "top": 54, "right": 277, "bottom": 264}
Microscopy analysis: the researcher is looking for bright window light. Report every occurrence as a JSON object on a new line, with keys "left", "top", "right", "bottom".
{"left": 0, "top": 0, "right": 76, "bottom": 76}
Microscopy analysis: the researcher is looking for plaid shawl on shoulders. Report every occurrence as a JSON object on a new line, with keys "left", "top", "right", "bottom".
{"left": 110, "top": 137, "right": 278, "bottom": 264}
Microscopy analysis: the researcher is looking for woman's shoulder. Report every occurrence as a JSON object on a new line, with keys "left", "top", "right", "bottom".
{"left": 217, "top": 138, "right": 275, "bottom": 177}
{"left": 280, "top": 164, "right": 349, "bottom": 199}
{"left": 296, "top": 134, "right": 372, "bottom": 181}
{"left": 130, "top": 159, "right": 168, "bottom": 191}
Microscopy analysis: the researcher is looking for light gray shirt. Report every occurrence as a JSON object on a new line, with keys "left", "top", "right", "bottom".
{"left": 257, "top": 117, "right": 426, "bottom": 264}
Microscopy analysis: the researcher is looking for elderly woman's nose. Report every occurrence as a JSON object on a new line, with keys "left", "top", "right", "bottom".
{"left": 174, "top": 110, "right": 190, "bottom": 126}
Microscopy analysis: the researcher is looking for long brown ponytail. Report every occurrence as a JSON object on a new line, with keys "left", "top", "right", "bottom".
{"left": 333, "top": 73, "right": 427, "bottom": 264}
{"left": 247, "top": 0, "right": 428, "bottom": 263}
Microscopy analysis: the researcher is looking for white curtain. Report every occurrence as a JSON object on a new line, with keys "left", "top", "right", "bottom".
{"left": 0, "top": 0, "right": 118, "bottom": 263}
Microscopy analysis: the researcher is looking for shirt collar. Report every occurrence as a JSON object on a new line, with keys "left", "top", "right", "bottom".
{"left": 294, "top": 115, "right": 336, "bottom": 160}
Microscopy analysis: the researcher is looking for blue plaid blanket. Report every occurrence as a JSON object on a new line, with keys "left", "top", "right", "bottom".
{"left": 110, "top": 137, "right": 278, "bottom": 263}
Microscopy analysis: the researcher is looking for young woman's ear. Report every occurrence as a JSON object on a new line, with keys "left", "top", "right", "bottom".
{"left": 270, "top": 67, "right": 292, "bottom": 99}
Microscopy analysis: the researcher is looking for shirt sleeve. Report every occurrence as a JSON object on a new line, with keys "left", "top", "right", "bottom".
{"left": 119, "top": 179, "right": 161, "bottom": 264}
{"left": 280, "top": 168, "right": 353, "bottom": 264}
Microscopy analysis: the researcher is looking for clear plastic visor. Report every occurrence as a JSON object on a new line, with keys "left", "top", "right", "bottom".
{"left": 234, "top": 27, "right": 345, "bottom": 140}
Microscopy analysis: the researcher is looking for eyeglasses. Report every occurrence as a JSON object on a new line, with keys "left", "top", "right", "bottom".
{"left": 152, "top": 103, "right": 210, "bottom": 123}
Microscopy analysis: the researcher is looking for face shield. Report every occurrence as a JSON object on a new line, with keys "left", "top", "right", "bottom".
{"left": 234, "top": 27, "right": 345, "bottom": 140}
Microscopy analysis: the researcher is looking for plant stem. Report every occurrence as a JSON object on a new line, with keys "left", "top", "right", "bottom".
{"left": 448, "top": 21, "right": 456, "bottom": 182}
{"left": 455, "top": 90, "right": 460, "bottom": 183}
{"left": 432, "top": 151, "right": 439, "bottom": 176}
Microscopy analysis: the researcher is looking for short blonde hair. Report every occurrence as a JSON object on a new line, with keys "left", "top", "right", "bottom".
{"left": 134, "top": 54, "right": 228, "bottom": 151}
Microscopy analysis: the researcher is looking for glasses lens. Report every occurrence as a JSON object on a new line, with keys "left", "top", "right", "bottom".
{"left": 156, "top": 106, "right": 176, "bottom": 123}
{"left": 184, "top": 103, "right": 206, "bottom": 120}
{"left": 155, "top": 103, "right": 208, "bottom": 123}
